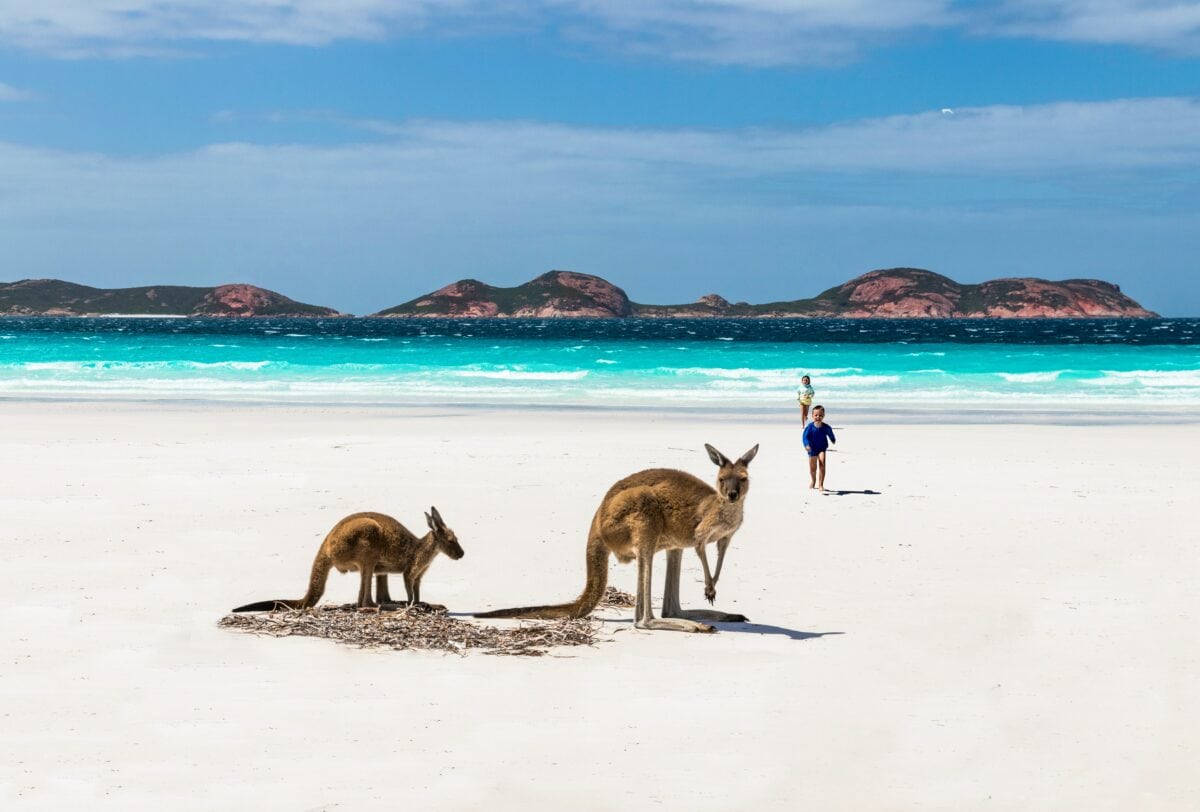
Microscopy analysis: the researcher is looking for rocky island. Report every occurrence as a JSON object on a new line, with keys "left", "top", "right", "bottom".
{"left": 374, "top": 268, "right": 1157, "bottom": 319}
{"left": 1, "top": 268, "right": 1156, "bottom": 318}
{"left": 0, "top": 279, "right": 342, "bottom": 317}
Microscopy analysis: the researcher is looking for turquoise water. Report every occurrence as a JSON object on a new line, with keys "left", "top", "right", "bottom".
{"left": 1, "top": 317, "right": 1198, "bottom": 412}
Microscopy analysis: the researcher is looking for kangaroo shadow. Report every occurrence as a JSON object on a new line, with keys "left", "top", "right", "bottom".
{"left": 712, "top": 622, "right": 843, "bottom": 641}
{"left": 568, "top": 615, "right": 842, "bottom": 642}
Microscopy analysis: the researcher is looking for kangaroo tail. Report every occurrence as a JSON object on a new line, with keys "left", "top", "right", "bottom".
{"left": 232, "top": 553, "right": 333, "bottom": 613}
{"left": 475, "top": 531, "right": 609, "bottom": 620}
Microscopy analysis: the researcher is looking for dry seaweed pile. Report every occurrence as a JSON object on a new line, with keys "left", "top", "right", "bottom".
{"left": 600, "top": 586, "right": 635, "bottom": 608}
{"left": 218, "top": 603, "right": 601, "bottom": 657}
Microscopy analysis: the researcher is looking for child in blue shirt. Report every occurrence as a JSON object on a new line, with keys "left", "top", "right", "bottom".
{"left": 802, "top": 404, "right": 836, "bottom": 492}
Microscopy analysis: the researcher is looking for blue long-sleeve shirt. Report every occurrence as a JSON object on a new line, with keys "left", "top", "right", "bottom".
{"left": 803, "top": 421, "right": 836, "bottom": 455}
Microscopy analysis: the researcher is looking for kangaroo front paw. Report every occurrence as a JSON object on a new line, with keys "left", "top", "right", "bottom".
{"left": 704, "top": 584, "right": 717, "bottom": 604}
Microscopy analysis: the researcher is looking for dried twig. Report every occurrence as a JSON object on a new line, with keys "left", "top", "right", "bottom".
{"left": 218, "top": 603, "right": 601, "bottom": 657}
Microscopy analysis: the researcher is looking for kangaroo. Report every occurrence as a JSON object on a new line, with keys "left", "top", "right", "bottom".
{"left": 232, "top": 506, "right": 463, "bottom": 612}
{"left": 475, "top": 443, "right": 758, "bottom": 633}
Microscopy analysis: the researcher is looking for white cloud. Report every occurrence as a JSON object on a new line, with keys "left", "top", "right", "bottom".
{"left": 0, "top": 1, "right": 441, "bottom": 54}
{"left": 1, "top": 97, "right": 1196, "bottom": 232}
{"left": 0, "top": 81, "right": 31, "bottom": 100}
{"left": 3, "top": 1, "right": 1196, "bottom": 64}
{"left": 0, "top": 97, "right": 1196, "bottom": 311}
{"left": 205, "top": 96, "right": 1200, "bottom": 177}
{"left": 988, "top": 1, "right": 1200, "bottom": 53}
{"left": 546, "top": 0, "right": 955, "bottom": 65}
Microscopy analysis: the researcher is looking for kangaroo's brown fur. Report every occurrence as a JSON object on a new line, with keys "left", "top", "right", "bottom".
{"left": 232, "top": 506, "right": 463, "bottom": 612}
{"left": 475, "top": 443, "right": 758, "bottom": 632}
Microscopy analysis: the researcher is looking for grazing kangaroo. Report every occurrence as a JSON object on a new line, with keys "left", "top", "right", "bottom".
{"left": 232, "top": 507, "right": 463, "bottom": 612}
{"left": 476, "top": 443, "right": 758, "bottom": 633}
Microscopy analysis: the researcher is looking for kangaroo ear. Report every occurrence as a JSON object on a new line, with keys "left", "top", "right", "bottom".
{"left": 704, "top": 443, "right": 731, "bottom": 467}
{"left": 425, "top": 511, "right": 435, "bottom": 530}
{"left": 737, "top": 444, "right": 760, "bottom": 466}
{"left": 430, "top": 505, "right": 444, "bottom": 529}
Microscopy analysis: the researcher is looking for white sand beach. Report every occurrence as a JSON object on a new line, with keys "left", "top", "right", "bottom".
{"left": 2, "top": 402, "right": 1197, "bottom": 810}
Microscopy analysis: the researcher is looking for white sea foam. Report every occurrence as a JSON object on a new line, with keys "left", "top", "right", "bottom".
{"left": 206, "top": 361, "right": 271, "bottom": 371}
{"left": 95, "top": 313, "right": 187, "bottom": 319}
{"left": 23, "top": 361, "right": 88, "bottom": 371}
{"left": 19, "top": 360, "right": 273, "bottom": 372}
{"left": 669, "top": 367, "right": 765, "bottom": 379}
{"left": 1084, "top": 369, "right": 1200, "bottom": 388}
{"left": 452, "top": 370, "right": 589, "bottom": 381}
{"left": 5, "top": 370, "right": 1199, "bottom": 409}
{"left": 815, "top": 374, "right": 902, "bottom": 387}
{"left": 668, "top": 367, "right": 848, "bottom": 380}
{"left": 998, "top": 372, "right": 1064, "bottom": 383}
{"left": 595, "top": 359, "right": 618, "bottom": 364}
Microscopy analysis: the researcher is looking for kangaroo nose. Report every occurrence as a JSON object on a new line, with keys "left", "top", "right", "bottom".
{"left": 728, "top": 490, "right": 739, "bottom": 501}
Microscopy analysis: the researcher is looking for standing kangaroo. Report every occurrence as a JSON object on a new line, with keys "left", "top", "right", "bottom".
{"left": 232, "top": 507, "right": 464, "bottom": 612}
{"left": 476, "top": 443, "right": 758, "bottom": 633}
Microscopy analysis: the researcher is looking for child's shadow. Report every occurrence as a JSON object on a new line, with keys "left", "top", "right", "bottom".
{"left": 826, "top": 488, "right": 881, "bottom": 497}
{"left": 713, "top": 622, "right": 843, "bottom": 641}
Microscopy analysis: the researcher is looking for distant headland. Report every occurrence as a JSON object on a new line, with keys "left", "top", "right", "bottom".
{"left": 1, "top": 269, "right": 1158, "bottom": 318}
{"left": 0, "top": 280, "right": 340, "bottom": 318}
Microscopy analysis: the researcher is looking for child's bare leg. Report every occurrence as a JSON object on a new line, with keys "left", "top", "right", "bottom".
{"left": 818, "top": 451, "right": 827, "bottom": 491}
{"left": 808, "top": 455, "right": 817, "bottom": 488}
{"left": 801, "top": 404, "right": 810, "bottom": 423}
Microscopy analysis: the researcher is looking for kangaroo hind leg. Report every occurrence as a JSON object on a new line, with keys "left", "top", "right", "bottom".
{"left": 661, "top": 549, "right": 749, "bottom": 624}
{"left": 634, "top": 545, "right": 713, "bottom": 633}
{"left": 376, "top": 573, "right": 396, "bottom": 605}
{"left": 357, "top": 559, "right": 379, "bottom": 610}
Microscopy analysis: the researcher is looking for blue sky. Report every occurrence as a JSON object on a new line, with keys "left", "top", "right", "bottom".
{"left": 1, "top": 2, "right": 1198, "bottom": 315}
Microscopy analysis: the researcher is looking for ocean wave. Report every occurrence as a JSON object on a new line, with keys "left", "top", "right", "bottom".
{"left": 17, "top": 360, "right": 273, "bottom": 372}
{"left": 813, "top": 374, "right": 902, "bottom": 387}
{"left": 452, "top": 370, "right": 589, "bottom": 381}
{"left": 4, "top": 372, "right": 1200, "bottom": 408}
{"left": 1083, "top": 369, "right": 1200, "bottom": 388}
{"left": 998, "top": 372, "right": 1064, "bottom": 383}
{"left": 664, "top": 366, "right": 862, "bottom": 380}
{"left": 22, "top": 361, "right": 90, "bottom": 371}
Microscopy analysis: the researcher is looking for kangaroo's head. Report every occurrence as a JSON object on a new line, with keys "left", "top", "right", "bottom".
{"left": 425, "top": 506, "right": 464, "bottom": 560}
{"left": 704, "top": 443, "right": 759, "bottom": 503}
